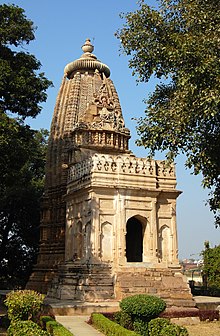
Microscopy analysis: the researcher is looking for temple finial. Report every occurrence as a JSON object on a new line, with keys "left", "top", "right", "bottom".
{"left": 82, "top": 38, "right": 94, "bottom": 54}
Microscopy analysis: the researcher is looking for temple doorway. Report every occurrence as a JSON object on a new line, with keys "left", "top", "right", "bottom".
{"left": 126, "top": 216, "right": 143, "bottom": 262}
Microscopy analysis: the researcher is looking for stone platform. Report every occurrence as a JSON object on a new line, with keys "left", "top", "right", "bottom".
{"left": 194, "top": 296, "right": 220, "bottom": 311}
{"left": 45, "top": 295, "right": 220, "bottom": 316}
{"left": 45, "top": 298, "right": 119, "bottom": 316}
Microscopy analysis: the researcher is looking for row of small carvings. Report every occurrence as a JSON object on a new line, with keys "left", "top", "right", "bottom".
{"left": 68, "top": 154, "right": 175, "bottom": 182}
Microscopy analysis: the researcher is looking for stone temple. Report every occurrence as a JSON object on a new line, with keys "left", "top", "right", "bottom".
{"left": 28, "top": 39, "right": 194, "bottom": 308}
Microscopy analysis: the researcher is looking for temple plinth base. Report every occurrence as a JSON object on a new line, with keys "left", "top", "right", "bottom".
{"left": 46, "top": 262, "right": 195, "bottom": 309}
{"left": 115, "top": 267, "right": 195, "bottom": 308}
{"left": 47, "top": 262, "right": 115, "bottom": 301}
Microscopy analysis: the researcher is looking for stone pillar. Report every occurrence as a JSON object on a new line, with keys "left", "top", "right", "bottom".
{"left": 152, "top": 199, "right": 159, "bottom": 262}
{"left": 118, "top": 192, "right": 126, "bottom": 266}
{"left": 91, "top": 195, "right": 100, "bottom": 261}
{"left": 171, "top": 200, "right": 179, "bottom": 264}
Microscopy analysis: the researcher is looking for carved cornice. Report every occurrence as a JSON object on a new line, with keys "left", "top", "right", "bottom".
{"left": 68, "top": 153, "right": 176, "bottom": 183}
{"left": 72, "top": 129, "right": 130, "bottom": 153}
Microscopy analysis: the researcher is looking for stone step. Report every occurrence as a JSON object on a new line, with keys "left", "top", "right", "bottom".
{"left": 115, "top": 269, "right": 195, "bottom": 308}
{"left": 45, "top": 299, "right": 120, "bottom": 315}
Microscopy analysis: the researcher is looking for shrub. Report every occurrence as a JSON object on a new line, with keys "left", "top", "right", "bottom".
{"left": 91, "top": 313, "right": 139, "bottom": 336}
{"left": 161, "top": 324, "right": 188, "bottom": 336}
{"left": 133, "top": 318, "right": 149, "bottom": 335}
{"left": 114, "top": 310, "right": 133, "bottom": 330}
{"left": 40, "top": 316, "right": 73, "bottom": 336}
{"left": 7, "top": 320, "right": 50, "bottom": 336}
{"left": 100, "top": 312, "right": 115, "bottom": 321}
{"left": 148, "top": 318, "right": 171, "bottom": 335}
{"left": 148, "top": 318, "right": 189, "bottom": 336}
{"left": 120, "top": 294, "right": 166, "bottom": 320}
{"left": 5, "top": 290, "right": 45, "bottom": 321}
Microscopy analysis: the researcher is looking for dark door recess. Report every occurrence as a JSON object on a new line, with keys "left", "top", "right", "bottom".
{"left": 126, "top": 217, "right": 143, "bottom": 262}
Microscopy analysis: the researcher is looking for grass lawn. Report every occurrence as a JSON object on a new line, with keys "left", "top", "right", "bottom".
{"left": 185, "top": 321, "right": 220, "bottom": 336}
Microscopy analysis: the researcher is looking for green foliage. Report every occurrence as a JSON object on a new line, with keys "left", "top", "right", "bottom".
{"left": 116, "top": 0, "right": 220, "bottom": 226}
{"left": 148, "top": 318, "right": 189, "bottom": 336}
{"left": 148, "top": 318, "right": 170, "bottom": 335}
{"left": 7, "top": 320, "right": 50, "bottom": 336}
{"left": 0, "top": 4, "right": 34, "bottom": 46}
{"left": 41, "top": 316, "right": 73, "bottom": 336}
{"left": 0, "top": 3, "right": 51, "bottom": 287}
{"left": 91, "top": 313, "right": 139, "bottom": 336}
{"left": 0, "top": 4, "right": 52, "bottom": 118}
{"left": 202, "top": 242, "right": 220, "bottom": 288}
{"left": 133, "top": 318, "right": 149, "bottom": 335}
{"left": 0, "top": 125, "right": 49, "bottom": 287}
{"left": 114, "top": 310, "right": 133, "bottom": 330}
{"left": 119, "top": 294, "right": 166, "bottom": 320}
{"left": 4, "top": 290, "right": 45, "bottom": 321}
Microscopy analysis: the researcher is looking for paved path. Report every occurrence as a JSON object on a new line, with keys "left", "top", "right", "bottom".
{"left": 55, "top": 315, "right": 104, "bottom": 336}
{"left": 194, "top": 296, "right": 220, "bottom": 304}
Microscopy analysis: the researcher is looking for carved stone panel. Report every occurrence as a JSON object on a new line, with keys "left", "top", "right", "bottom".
{"left": 100, "top": 221, "right": 113, "bottom": 262}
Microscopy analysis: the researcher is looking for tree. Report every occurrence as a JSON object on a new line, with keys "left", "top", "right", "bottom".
{"left": 0, "top": 4, "right": 52, "bottom": 287}
{"left": 116, "top": 0, "right": 220, "bottom": 226}
{"left": 202, "top": 241, "right": 220, "bottom": 292}
{"left": 0, "top": 125, "right": 49, "bottom": 287}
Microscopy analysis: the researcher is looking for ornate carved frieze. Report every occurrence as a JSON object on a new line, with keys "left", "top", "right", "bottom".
{"left": 156, "top": 160, "right": 175, "bottom": 177}
{"left": 67, "top": 153, "right": 177, "bottom": 193}
{"left": 68, "top": 154, "right": 154, "bottom": 182}
{"left": 72, "top": 129, "right": 130, "bottom": 152}
{"left": 68, "top": 153, "right": 176, "bottom": 183}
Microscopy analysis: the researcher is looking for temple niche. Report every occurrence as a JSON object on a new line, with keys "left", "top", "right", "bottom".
{"left": 27, "top": 39, "right": 195, "bottom": 308}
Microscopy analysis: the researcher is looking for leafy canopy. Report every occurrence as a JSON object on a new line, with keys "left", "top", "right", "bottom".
{"left": 202, "top": 241, "right": 220, "bottom": 289}
{"left": 0, "top": 4, "right": 51, "bottom": 287}
{"left": 0, "top": 123, "right": 49, "bottom": 287}
{"left": 0, "top": 4, "right": 52, "bottom": 118}
{"left": 116, "top": 0, "right": 220, "bottom": 226}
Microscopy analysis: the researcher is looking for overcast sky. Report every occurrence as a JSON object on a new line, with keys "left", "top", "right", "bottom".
{"left": 3, "top": 0, "right": 219, "bottom": 259}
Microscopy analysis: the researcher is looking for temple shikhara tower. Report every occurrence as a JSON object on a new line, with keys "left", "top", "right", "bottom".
{"left": 28, "top": 39, "right": 194, "bottom": 308}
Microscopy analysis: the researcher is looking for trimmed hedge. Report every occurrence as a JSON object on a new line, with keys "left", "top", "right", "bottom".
{"left": 114, "top": 311, "right": 133, "bottom": 330}
{"left": 148, "top": 318, "right": 189, "bottom": 336}
{"left": 7, "top": 320, "right": 50, "bottom": 336}
{"left": 133, "top": 318, "right": 149, "bottom": 335}
{"left": 119, "top": 294, "right": 166, "bottom": 320}
{"left": 91, "top": 313, "right": 139, "bottom": 336}
{"left": 40, "top": 316, "right": 73, "bottom": 336}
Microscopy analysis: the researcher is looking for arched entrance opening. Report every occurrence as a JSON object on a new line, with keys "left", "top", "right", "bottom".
{"left": 126, "top": 216, "right": 143, "bottom": 262}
